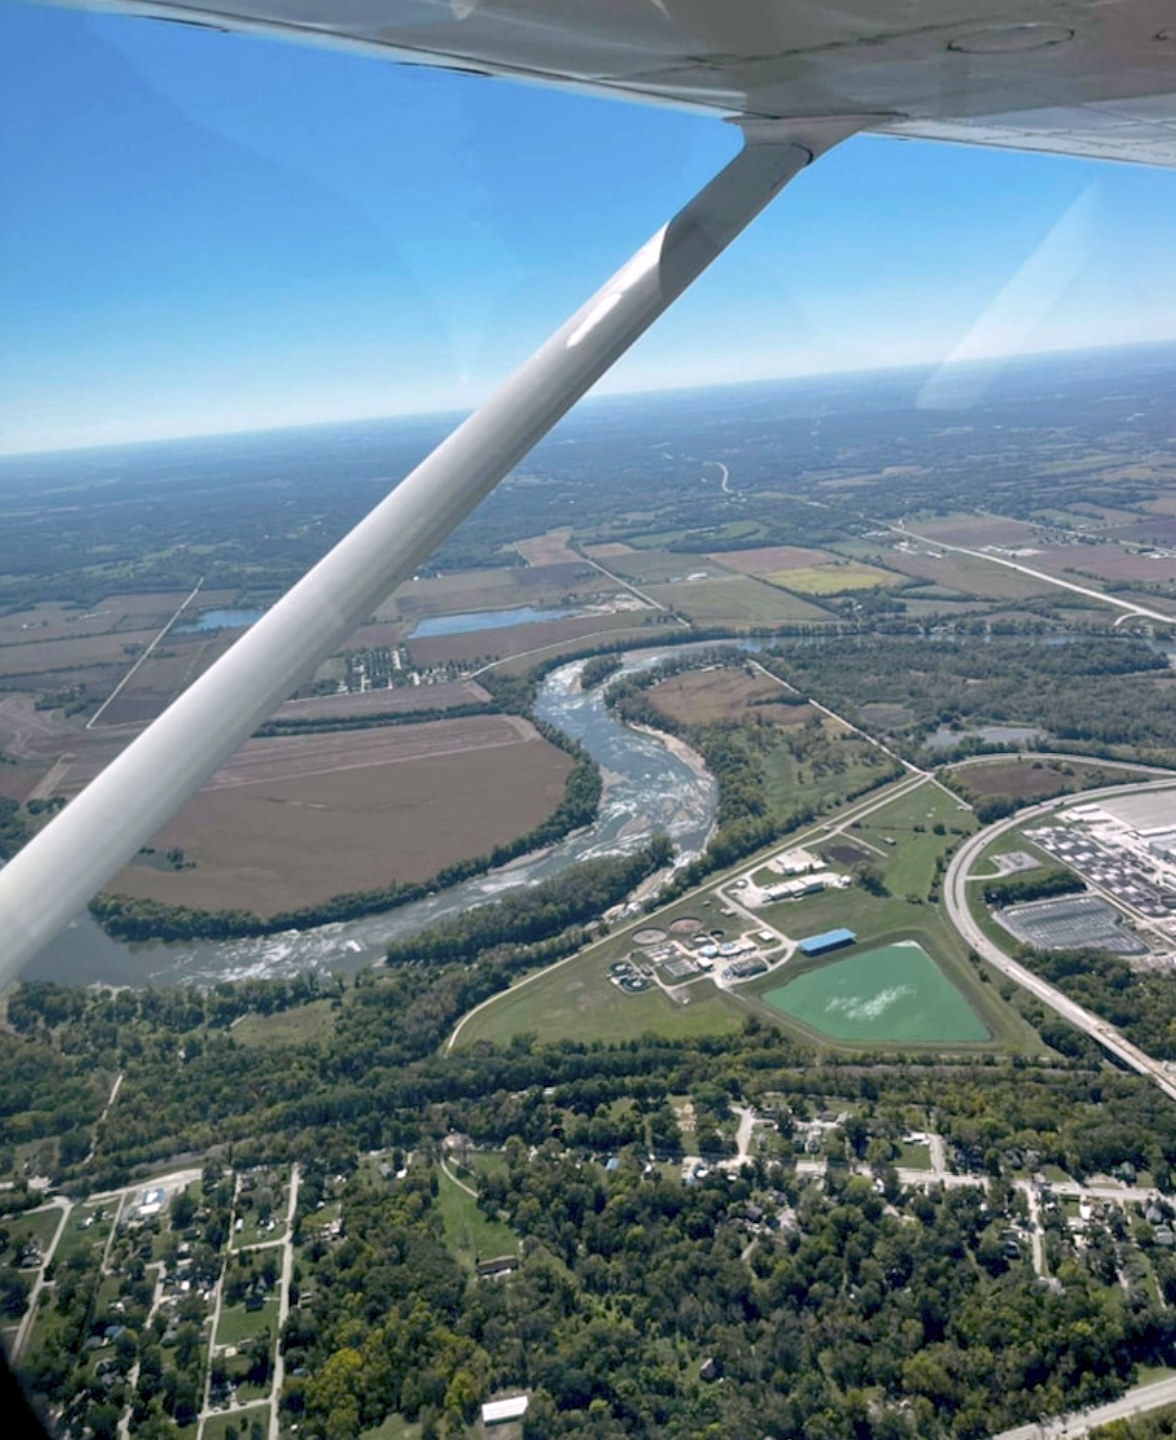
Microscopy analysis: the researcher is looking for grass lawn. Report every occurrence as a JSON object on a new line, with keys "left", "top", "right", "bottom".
{"left": 360, "top": 1415, "right": 421, "bottom": 1440}
{"left": 216, "top": 1297, "right": 278, "bottom": 1350}
{"left": 1134, "top": 1362, "right": 1176, "bottom": 1386}
{"left": 232, "top": 1000, "right": 337, "bottom": 1047}
{"left": 436, "top": 1165, "right": 517, "bottom": 1271}
{"left": 53, "top": 1202, "right": 116, "bottom": 1264}
{"left": 898, "top": 1142, "right": 933, "bottom": 1170}
{"left": 468, "top": 1152, "right": 509, "bottom": 1180}
{"left": 4, "top": 1206, "right": 64, "bottom": 1265}
{"left": 232, "top": 1379, "right": 273, "bottom": 1406}
{"left": 454, "top": 945, "right": 747, "bottom": 1049}
{"left": 234, "top": 1212, "right": 286, "bottom": 1249}
{"left": 22, "top": 1286, "right": 79, "bottom": 1366}
{"left": 203, "top": 1406, "right": 270, "bottom": 1440}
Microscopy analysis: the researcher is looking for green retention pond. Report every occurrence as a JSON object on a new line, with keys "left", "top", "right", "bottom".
{"left": 763, "top": 940, "right": 990, "bottom": 1044}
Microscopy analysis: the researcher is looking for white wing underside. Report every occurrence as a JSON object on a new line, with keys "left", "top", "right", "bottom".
{"left": 82, "top": 0, "right": 1176, "bottom": 166}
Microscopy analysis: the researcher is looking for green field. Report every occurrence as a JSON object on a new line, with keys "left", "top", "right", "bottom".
{"left": 644, "top": 576, "right": 832, "bottom": 626}
{"left": 215, "top": 1296, "right": 278, "bottom": 1349}
{"left": 3, "top": 1206, "right": 64, "bottom": 1265}
{"left": 232, "top": 1000, "right": 337, "bottom": 1047}
{"left": 764, "top": 941, "right": 990, "bottom": 1043}
{"left": 201, "top": 1406, "right": 270, "bottom": 1440}
{"left": 454, "top": 943, "right": 747, "bottom": 1049}
{"left": 436, "top": 1164, "right": 518, "bottom": 1270}
{"left": 898, "top": 1141, "right": 933, "bottom": 1170}
{"left": 53, "top": 1201, "right": 115, "bottom": 1264}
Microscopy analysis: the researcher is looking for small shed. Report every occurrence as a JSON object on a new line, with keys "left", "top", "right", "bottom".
{"left": 482, "top": 1395, "right": 529, "bottom": 1426}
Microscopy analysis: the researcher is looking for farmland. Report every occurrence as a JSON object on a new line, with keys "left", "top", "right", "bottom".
{"left": 641, "top": 665, "right": 815, "bottom": 727}
{"left": 102, "top": 715, "right": 574, "bottom": 916}
{"left": 872, "top": 544, "right": 1062, "bottom": 600}
{"left": 710, "top": 544, "right": 898, "bottom": 594}
{"left": 644, "top": 576, "right": 832, "bottom": 625}
{"left": 946, "top": 755, "right": 1156, "bottom": 804}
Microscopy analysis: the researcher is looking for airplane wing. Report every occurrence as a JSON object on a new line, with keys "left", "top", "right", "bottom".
{"left": 76, "top": 0, "right": 1176, "bottom": 167}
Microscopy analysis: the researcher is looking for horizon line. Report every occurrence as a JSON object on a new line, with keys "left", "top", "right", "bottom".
{"left": 2, "top": 333, "right": 1173, "bottom": 463}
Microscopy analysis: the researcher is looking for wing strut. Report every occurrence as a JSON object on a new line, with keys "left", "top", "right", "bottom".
{"left": 0, "top": 116, "right": 864, "bottom": 979}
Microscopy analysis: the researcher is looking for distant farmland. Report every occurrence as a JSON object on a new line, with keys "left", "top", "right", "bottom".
{"left": 105, "top": 715, "right": 573, "bottom": 916}
{"left": 709, "top": 545, "right": 897, "bottom": 594}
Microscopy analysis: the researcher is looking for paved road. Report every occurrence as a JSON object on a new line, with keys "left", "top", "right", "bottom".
{"left": 990, "top": 1373, "right": 1176, "bottom": 1438}
{"left": 268, "top": 1164, "right": 300, "bottom": 1440}
{"left": 576, "top": 551, "right": 673, "bottom": 615}
{"left": 1024, "top": 1184, "right": 1048, "bottom": 1278}
{"left": 718, "top": 1105, "right": 758, "bottom": 1172}
{"left": 88, "top": 576, "right": 204, "bottom": 730}
{"left": 197, "top": 1173, "right": 241, "bottom": 1440}
{"left": 943, "top": 782, "right": 1176, "bottom": 1105}
{"left": 10, "top": 1196, "right": 71, "bottom": 1362}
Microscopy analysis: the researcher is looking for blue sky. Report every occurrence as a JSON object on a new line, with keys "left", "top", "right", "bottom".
{"left": 2, "top": 2, "right": 1176, "bottom": 454}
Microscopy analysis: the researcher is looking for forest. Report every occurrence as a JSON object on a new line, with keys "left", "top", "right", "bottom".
{"left": 1013, "top": 946, "right": 1176, "bottom": 1064}
{"left": 759, "top": 635, "right": 1176, "bottom": 763}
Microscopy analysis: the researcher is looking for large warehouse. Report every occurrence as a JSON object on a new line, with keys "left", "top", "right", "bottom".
{"left": 797, "top": 928, "right": 856, "bottom": 957}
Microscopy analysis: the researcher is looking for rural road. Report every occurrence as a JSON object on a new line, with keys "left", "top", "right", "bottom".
{"left": 87, "top": 576, "right": 204, "bottom": 730}
{"left": 197, "top": 1173, "right": 240, "bottom": 1437}
{"left": 10, "top": 1196, "right": 71, "bottom": 1362}
{"left": 268, "top": 1163, "right": 300, "bottom": 1440}
{"left": 943, "top": 780, "right": 1176, "bottom": 1104}
{"left": 576, "top": 551, "right": 669, "bottom": 614}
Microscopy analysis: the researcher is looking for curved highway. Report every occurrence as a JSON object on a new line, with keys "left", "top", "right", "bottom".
{"left": 944, "top": 779, "right": 1176, "bottom": 1104}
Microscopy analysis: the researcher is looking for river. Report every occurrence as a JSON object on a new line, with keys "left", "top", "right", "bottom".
{"left": 25, "top": 651, "right": 717, "bottom": 988}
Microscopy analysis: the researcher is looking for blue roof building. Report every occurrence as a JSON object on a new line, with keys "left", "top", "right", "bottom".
{"left": 797, "top": 928, "right": 856, "bottom": 956}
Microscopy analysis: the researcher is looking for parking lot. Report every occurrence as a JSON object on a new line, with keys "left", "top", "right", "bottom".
{"left": 1026, "top": 824, "right": 1176, "bottom": 920}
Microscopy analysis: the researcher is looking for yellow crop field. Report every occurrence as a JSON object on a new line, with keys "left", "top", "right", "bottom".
{"left": 767, "top": 563, "right": 894, "bottom": 594}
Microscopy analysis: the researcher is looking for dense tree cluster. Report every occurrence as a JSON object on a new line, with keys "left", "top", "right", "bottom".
{"left": 384, "top": 838, "right": 672, "bottom": 966}
{"left": 0, "top": 795, "right": 30, "bottom": 860}
{"left": 578, "top": 654, "right": 623, "bottom": 689}
{"left": 1014, "top": 946, "right": 1176, "bottom": 1066}
{"left": 982, "top": 868, "right": 1086, "bottom": 907}
{"left": 760, "top": 636, "right": 1175, "bottom": 763}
